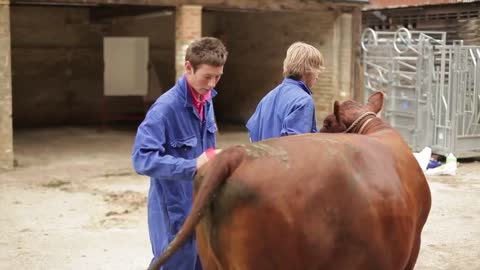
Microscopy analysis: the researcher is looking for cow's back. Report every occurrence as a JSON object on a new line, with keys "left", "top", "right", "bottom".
{"left": 196, "top": 133, "right": 422, "bottom": 270}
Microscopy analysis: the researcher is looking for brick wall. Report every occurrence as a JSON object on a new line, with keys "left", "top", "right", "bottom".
{"left": 10, "top": 5, "right": 175, "bottom": 127}
{"left": 175, "top": 5, "right": 202, "bottom": 80}
{"left": 109, "top": 11, "right": 175, "bottom": 100}
{"left": 9, "top": 5, "right": 357, "bottom": 128}
{"left": 204, "top": 9, "right": 355, "bottom": 125}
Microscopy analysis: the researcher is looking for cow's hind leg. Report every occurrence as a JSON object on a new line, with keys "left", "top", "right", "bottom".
{"left": 403, "top": 237, "right": 421, "bottom": 270}
{"left": 196, "top": 223, "right": 221, "bottom": 270}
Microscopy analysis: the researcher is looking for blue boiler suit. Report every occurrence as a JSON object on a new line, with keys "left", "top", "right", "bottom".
{"left": 132, "top": 75, "right": 217, "bottom": 270}
{"left": 246, "top": 78, "right": 318, "bottom": 142}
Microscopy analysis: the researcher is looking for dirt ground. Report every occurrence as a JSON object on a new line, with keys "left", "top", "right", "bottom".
{"left": 1, "top": 127, "right": 479, "bottom": 270}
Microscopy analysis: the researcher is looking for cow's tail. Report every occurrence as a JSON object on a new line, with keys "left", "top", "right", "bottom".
{"left": 148, "top": 146, "right": 245, "bottom": 270}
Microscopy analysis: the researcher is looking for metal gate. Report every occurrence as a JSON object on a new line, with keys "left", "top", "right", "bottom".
{"left": 361, "top": 28, "right": 480, "bottom": 157}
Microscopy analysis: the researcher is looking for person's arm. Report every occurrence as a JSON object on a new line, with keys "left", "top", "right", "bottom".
{"left": 281, "top": 98, "right": 315, "bottom": 136}
{"left": 132, "top": 111, "right": 197, "bottom": 181}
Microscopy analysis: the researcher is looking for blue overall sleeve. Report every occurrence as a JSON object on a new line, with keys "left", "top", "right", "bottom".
{"left": 132, "top": 111, "right": 197, "bottom": 181}
{"left": 281, "top": 98, "right": 316, "bottom": 136}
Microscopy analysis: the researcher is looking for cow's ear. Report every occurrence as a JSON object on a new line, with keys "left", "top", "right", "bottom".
{"left": 367, "top": 91, "right": 385, "bottom": 114}
{"left": 333, "top": 101, "right": 342, "bottom": 124}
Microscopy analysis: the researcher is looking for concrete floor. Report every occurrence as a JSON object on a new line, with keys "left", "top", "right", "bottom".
{"left": 0, "top": 127, "right": 479, "bottom": 269}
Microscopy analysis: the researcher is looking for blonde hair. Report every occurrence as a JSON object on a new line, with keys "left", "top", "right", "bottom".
{"left": 283, "top": 42, "right": 325, "bottom": 80}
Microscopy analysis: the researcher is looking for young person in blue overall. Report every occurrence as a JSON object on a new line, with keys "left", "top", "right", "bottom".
{"left": 132, "top": 37, "right": 227, "bottom": 270}
{"left": 246, "top": 42, "right": 325, "bottom": 142}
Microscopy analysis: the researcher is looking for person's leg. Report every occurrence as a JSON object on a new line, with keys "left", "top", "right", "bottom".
{"left": 194, "top": 254, "right": 204, "bottom": 270}
{"left": 160, "top": 240, "right": 197, "bottom": 270}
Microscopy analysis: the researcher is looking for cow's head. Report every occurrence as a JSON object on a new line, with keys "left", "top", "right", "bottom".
{"left": 320, "top": 91, "right": 385, "bottom": 133}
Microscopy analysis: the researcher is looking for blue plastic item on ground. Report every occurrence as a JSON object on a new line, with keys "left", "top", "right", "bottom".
{"left": 427, "top": 159, "right": 442, "bottom": 169}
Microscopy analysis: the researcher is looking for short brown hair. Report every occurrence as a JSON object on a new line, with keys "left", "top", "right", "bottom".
{"left": 283, "top": 42, "right": 325, "bottom": 80}
{"left": 185, "top": 37, "right": 228, "bottom": 71}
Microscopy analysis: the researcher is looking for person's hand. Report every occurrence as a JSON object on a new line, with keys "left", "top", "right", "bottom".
{"left": 196, "top": 152, "right": 209, "bottom": 169}
{"left": 196, "top": 148, "right": 222, "bottom": 169}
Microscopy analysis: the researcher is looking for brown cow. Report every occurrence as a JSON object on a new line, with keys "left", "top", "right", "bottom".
{"left": 149, "top": 91, "right": 431, "bottom": 270}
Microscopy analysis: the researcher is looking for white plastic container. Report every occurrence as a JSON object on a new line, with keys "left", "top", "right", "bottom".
{"left": 425, "top": 153, "right": 457, "bottom": 176}
{"left": 413, "top": 147, "right": 432, "bottom": 172}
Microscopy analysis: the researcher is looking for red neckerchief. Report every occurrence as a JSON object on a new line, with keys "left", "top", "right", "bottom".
{"left": 187, "top": 82, "right": 211, "bottom": 122}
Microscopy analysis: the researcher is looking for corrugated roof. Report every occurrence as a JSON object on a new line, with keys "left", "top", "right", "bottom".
{"left": 365, "top": 0, "right": 478, "bottom": 10}
{"left": 330, "top": 0, "right": 369, "bottom": 3}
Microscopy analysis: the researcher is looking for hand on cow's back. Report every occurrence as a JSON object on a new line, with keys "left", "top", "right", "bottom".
{"left": 196, "top": 149, "right": 223, "bottom": 169}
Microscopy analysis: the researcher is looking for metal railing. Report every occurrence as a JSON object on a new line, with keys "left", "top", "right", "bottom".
{"left": 362, "top": 28, "right": 480, "bottom": 157}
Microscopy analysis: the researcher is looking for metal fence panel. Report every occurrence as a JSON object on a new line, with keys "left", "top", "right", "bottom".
{"left": 362, "top": 28, "right": 480, "bottom": 157}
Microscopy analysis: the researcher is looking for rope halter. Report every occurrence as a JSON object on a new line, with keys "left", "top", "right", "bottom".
{"left": 344, "top": 112, "right": 377, "bottom": 133}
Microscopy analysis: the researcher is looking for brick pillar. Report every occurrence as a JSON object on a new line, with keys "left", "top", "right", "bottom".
{"left": 338, "top": 13, "right": 353, "bottom": 100}
{"left": 332, "top": 12, "right": 353, "bottom": 101}
{"left": 351, "top": 7, "right": 363, "bottom": 102}
{"left": 0, "top": 0, "right": 13, "bottom": 170}
{"left": 175, "top": 5, "right": 202, "bottom": 80}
